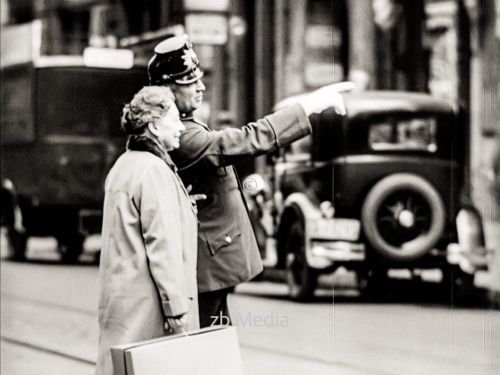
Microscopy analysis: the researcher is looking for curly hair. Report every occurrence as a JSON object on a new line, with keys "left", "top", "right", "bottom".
{"left": 121, "top": 86, "right": 175, "bottom": 134}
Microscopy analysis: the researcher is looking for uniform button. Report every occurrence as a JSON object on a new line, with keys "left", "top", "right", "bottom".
{"left": 224, "top": 235, "right": 232, "bottom": 244}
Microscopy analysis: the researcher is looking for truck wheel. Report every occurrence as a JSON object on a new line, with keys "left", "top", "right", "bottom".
{"left": 57, "top": 233, "right": 84, "bottom": 264}
{"left": 361, "top": 174, "right": 446, "bottom": 261}
{"left": 7, "top": 228, "right": 28, "bottom": 261}
{"left": 286, "top": 222, "right": 317, "bottom": 301}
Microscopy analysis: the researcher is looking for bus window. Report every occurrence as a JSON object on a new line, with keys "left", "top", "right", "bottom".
{"left": 1, "top": 68, "right": 35, "bottom": 144}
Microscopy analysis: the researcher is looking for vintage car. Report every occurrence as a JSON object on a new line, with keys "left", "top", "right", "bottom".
{"left": 244, "top": 90, "right": 489, "bottom": 300}
{"left": 1, "top": 48, "right": 146, "bottom": 262}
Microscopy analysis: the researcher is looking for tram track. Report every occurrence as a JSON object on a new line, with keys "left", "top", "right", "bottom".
{"left": 1, "top": 335, "right": 96, "bottom": 366}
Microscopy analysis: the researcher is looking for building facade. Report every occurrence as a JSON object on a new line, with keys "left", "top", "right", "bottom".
{"left": 2, "top": 0, "right": 498, "bottom": 220}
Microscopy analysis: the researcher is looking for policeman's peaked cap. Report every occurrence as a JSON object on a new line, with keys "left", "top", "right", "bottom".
{"left": 148, "top": 35, "right": 204, "bottom": 86}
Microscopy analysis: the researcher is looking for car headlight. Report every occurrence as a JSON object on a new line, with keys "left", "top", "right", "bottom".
{"left": 319, "top": 201, "right": 335, "bottom": 219}
{"left": 242, "top": 173, "right": 269, "bottom": 197}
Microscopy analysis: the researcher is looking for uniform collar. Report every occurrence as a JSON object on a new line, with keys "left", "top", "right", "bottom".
{"left": 180, "top": 111, "right": 194, "bottom": 121}
{"left": 180, "top": 111, "right": 210, "bottom": 130}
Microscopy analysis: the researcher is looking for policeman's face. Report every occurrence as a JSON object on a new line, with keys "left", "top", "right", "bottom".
{"left": 171, "top": 79, "right": 206, "bottom": 114}
{"left": 154, "top": 105, "right": 186, "bottom": 151}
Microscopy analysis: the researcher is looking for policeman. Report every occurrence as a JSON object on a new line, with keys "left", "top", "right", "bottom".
{"left": 148, "top": 34, "right": 349, "bottom": 327}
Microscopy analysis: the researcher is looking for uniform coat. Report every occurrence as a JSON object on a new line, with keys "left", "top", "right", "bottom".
{"left": 170, "top": 104, "right": 311, "bottom": 292}
{"left": 96, "top": 137, "right": 199, "bottom": 375}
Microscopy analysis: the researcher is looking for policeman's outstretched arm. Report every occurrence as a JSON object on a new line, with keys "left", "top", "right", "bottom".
{"left": 171, "top": 82, "right": 353, "bottom": 170}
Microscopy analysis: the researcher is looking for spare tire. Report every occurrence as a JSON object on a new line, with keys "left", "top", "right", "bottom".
{"left": 361, "top": 173, "right": 446, "bottom": 261}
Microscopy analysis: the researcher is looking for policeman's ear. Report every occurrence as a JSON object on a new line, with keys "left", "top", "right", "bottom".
{"left": 147, "top": 122, "right": 159, "bottom": 136}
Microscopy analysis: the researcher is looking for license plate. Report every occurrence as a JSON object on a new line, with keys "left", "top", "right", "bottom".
{"left": 309, "top": 218, "right": 360, "bottom": 241}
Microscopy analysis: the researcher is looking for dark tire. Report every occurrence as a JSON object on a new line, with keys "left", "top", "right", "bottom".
{"left": 286, "top": 222, "right": 317, "bottom": 301}
{"left": 7, "top": 228, "right": 28, "bottom": 261}
{"left": 361, "top": 174, "right": 446, "bottom": 261}
{"left": 442, "top": 268, "right": 477, "bottom": 304}
{"left": 357, "top": 268, "right": 388, "bottom": 301}
{"left": 57, "top": 233, "right": 84, "bottom": 264}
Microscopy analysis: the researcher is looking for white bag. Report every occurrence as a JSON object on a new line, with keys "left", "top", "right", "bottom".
{"left": 111, "top": 326, "right": 244, "bottom": 375}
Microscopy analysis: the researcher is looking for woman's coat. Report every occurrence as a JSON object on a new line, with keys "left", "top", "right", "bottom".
{"left": 95, "top": 141, "right": 199, "bottom": 375}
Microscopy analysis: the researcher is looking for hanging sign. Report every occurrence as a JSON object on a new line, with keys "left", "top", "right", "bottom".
{"left": 185, "top": 14, "right": 228, "bottom": 45}
{"left": 184, "top": 0, "right": 230, "bottom": 12}
{"left": 1, "top": 20, "right": 42, "bottom": 67}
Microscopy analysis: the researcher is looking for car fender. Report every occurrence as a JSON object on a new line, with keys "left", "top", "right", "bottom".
{"left": 456, "top": 207, "right": 485, "bottom": 249}
{"left": 279, "top": 193, "right": 331, "bottom": 269}
{"left": 284, "top": 193, "right": 323, "bottom": 221}
{"left": 447, "top": 207, "right": 490, "bottom": 272}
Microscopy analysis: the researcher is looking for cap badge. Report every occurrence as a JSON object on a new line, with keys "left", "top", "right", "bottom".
{"left": 182, "top": 48, "right": 198, "bottom": 68}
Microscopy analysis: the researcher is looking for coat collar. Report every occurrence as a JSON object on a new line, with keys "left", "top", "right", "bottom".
{"left": 126, "top": 135, "right": 178, "bottom": 172}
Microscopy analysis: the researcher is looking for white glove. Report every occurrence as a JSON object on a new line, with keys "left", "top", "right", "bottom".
{"left": 298, "top": 82, "right": 355, "bottom": 116}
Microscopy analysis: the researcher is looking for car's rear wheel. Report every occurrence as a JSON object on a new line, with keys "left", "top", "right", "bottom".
{"left": 442, "top": 267, "right": 477, "bottom": 304}
{"left": 286, "top": 222, "right": 317, "bottom": 301}
{"left": 357, "top": 268, "right": 389, "bottom": 301}
{"left": 362, "top": 174, "right": 446, "bottom": 261}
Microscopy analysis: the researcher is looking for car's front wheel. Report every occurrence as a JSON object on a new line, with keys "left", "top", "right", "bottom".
{"left": 286, "top": 221, "right": 317, "bottom": 301}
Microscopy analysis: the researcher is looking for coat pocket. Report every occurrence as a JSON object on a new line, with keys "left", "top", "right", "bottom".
{"left": 204, "top": 218, "right": 242, "bottom": 256}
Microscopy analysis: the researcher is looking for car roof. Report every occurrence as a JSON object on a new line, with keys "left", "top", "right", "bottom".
{"left": 342, "top": 91, "right": 454, "bottom": 118}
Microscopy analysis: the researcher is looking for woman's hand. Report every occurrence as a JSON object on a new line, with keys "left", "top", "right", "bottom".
{"left": 186, "top": 184, "right": 207, "bottom": 214}
{"left": 165, "top": 314, "right": 188, "bottom": 333}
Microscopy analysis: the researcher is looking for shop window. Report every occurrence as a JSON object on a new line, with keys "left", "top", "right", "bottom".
{"left": 89, "top": 3, "right": 128, "bottom": 48}
{"left": 57, "top": 8, "right": 90, "bottom": 55}
{"left": 281, "top": 0, "right": 347, "bottom": 97}
{"left": 305, "top": 0, "right": 347, "bottom": 88}
{"left": 121, "top": 0, "right": 183, "bottom": 35}
{"left": 5, "top": 0, "right": 33, "bottom": 24}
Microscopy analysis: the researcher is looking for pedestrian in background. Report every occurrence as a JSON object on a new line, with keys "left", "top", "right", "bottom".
{"left": 95, "top": 86, "right": 199, "bottom": 375}
{"left": 148, "top": 35, "right": 350, "bottom": 327}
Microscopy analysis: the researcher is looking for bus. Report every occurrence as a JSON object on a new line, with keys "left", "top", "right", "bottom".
{"left": 1, "top": 21, "right": 147, "bottom": 262}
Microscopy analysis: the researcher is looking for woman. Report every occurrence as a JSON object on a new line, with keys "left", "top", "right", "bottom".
{"left": 95, "top": 86, "right": 199, "bottom": 375}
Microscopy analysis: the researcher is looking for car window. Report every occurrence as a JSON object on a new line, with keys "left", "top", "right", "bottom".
{"left": 369, "top": 117, "right": 437, "bottom": 152}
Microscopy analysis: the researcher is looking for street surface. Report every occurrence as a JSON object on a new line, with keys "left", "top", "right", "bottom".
{"left": 1, "top": 237, "right": 499, "bottom": 375}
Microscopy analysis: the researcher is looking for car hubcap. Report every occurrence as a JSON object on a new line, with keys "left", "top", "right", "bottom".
{"left": 398, "top": 210, "right": 415, "bottom": 228}
{"left": 377, "top": 191, "right": 432, "bottom": 247}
